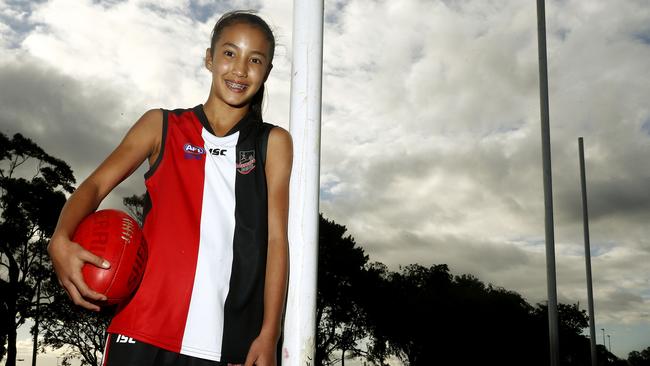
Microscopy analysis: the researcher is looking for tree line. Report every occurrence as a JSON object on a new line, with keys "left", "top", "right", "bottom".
{"left": 316, "top": 216, "right": 632, "bottom": 366}
{"left": 1, "top": 131, "right": 648, "bottom": 366}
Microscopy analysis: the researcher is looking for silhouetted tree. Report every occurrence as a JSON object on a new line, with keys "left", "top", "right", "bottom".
{"left": 530, "top": 302, "right": 628, "bottom": 366}
{"left": 629, "top": 346, "right": 650, "bottom": 366}
{"left": 0, "top": 132, "right": 75, "bottom": 366}
{"left": 123, "top": 193, "right": 146, "bottom": 225}
{"left": 1, "top": 280, "right": 8, "bottom": 360}
{"left": 316, "top": 215, "right": 372, "bottom": 366}
{"left": 351, "top": 262, "right": 392, "bottom": 366}
{"left": 361, "top": 263, "right": 456, "bottom": 366}
{"left": 359, "top": 264, "right": 598, "bottom": 366}
{"left": 450, "top": 275, "right": 538, "bottom": 365}
{"left": 39, "top": 288, "right": 113, "bottom": 366}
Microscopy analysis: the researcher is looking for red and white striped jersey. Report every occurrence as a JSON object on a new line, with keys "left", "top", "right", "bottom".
{"left": 107, "top": 105, "right": 273, "bottom": 364}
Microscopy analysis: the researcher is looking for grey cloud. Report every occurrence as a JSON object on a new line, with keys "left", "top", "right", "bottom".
{"left": 325, "top": 0, "right": 351, "bottom": 25}
{"left": 0, "top": 56, "right": 121, "bottom": 163}
{"left": 91, "top": 0, "right": 128, "bottom": 8}
{"left": 138, "top": 0, "right": 247, "bottom": 21}
{"left": 356, "top": 231, "right": 544, "bottom": 300}
{"left": 318, "top": 1, "right": 650, "bottom": 339}
{"left": 598, "top": 289, "right": 645, "bottom": 314}
{"left": 633, "top": 32, "right": 650, "bottom": 45}
{"left": 0, "top": 54, "right": 146, "bottom": 206}
{"left": 558, "top": 177, "right": 650, "bottom": 225}
{"left": 366, "top": 231, "right": 534, "bottom": 276}
{"left": 188, "top": 1, "right": 236, "bottom": 23}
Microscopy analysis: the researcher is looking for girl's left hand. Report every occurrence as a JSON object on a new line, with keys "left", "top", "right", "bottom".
{"left": 244, "top": 333, "right": 277, "bottom": 366}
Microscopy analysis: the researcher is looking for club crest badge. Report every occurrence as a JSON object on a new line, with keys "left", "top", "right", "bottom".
{"left": 237, "top": 150, "right": 256, "bottom": 174}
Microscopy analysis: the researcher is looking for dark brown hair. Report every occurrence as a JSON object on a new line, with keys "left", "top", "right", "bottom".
{"left": 210, "top": 11, "right": 275, "bottom": 120}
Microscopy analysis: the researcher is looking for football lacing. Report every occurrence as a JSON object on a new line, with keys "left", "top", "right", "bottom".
{"left": 121, "top": 217, "right": 135, "bottom": 243}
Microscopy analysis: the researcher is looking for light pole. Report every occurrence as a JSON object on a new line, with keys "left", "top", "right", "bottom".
{"left": 579, "top": 137, "right": 597, "bottom": 366}
{"left": 607, "top": 335, "right": 611, "bottom": 353}
{"left": 536, "top": 1, "right": 560, "bottom": 364}
{"left": 601, "top": 328, "right": 606, "bottom": 346}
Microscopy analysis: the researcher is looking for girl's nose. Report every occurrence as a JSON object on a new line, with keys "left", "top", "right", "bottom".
{"left": 232, "top": 60, "right": 248, "bottom": 77}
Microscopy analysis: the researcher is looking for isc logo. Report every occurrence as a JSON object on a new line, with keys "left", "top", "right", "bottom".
{"left": 115, "top": 334, "right": 136, "bottom": 344}
{"left": 209, "top": 148, "right": 227, "bottom": 156}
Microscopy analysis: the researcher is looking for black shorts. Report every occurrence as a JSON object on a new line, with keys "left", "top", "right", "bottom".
{"left": 102, "top": 334, "right": 243, "bottom": 366}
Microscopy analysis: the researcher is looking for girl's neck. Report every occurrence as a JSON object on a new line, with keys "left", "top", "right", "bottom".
{"left": 202, "top": 97, "right": 250, "bottom": 137}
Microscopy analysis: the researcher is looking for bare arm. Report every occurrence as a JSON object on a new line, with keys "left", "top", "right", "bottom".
{"left": 245, "top": 127, "right": 293, "bottom": 366}
{"left": 47, "top": 109, "right": 162, "bottom": 311}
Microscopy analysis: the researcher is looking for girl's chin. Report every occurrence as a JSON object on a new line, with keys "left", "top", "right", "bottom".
{"left": 220, "top": 90, "right": 255, "bottom": 105}
{"left": 221, "top": 97, "right": 253, "bottom": 110}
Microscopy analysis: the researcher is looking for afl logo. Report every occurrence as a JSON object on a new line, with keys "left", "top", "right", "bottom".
{"left": 183, "top": 143, "right": 205, "bottom": 160}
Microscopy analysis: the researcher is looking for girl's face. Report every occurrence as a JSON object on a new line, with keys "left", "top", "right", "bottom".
{"left": 205, "top": 22, "right": 272, "bottom": 110}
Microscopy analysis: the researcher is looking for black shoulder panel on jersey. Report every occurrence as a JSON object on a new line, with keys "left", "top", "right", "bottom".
{"left": 260, "top": 122, "right": 274, "bottom": 167}
{"left": 143, "top": 109, "right": 168, "bottom": 180}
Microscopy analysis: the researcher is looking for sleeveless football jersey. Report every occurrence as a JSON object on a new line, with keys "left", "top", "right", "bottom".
{"left": 107, "top": 105, "right": 273, "bottom": 364}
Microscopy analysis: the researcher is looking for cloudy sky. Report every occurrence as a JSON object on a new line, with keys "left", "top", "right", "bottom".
{"left": 2, "top": 0, "right": 649, "bottom": 363}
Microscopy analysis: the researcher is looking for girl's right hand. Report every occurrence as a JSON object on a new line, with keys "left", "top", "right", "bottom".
{"left": 47, "top": 235, "right": 111, "bottom": 312}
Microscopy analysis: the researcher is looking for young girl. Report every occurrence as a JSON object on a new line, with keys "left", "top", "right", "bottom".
{"left": 47, "top": 11, "right": 291, "bottom": 366}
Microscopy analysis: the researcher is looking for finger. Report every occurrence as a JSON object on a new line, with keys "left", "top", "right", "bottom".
{"left": 244, "top": 352, "right": 257, "bottom": 366}
{"left": 71, "top": 273, "right": 107, "bottom": 302}
{"left": 63, "top": 280, "right": 101, "bottom": 311}
{"left": 78, "top": 247, "right": 110, "bottom": 269}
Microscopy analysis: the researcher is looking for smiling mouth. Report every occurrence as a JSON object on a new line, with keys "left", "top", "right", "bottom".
{"left": 225, "top": 80, "right": 248, "bottom": 93}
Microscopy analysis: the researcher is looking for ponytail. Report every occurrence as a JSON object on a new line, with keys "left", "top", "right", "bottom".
{"left": 250, "top": 84, "right": 265, "bottom": 121}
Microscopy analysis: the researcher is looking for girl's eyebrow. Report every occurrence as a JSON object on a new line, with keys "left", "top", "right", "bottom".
{"left": 221, "top": 42, "right": 268, "bottom": 59}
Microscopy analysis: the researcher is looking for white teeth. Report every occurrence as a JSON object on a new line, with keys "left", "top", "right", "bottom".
{"left": 226, "top": 81, "right": 247, "bottom": 90}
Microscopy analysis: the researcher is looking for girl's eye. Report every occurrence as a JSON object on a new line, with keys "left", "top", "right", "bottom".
{"left": 224, "top": 50, "right": 235, "bottom": 57}
{"left": 251, "top": 58, "right": 262, "bottom": 64}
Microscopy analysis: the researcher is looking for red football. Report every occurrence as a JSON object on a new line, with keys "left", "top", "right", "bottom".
{"left": 72, "top": 209, "right": 147, "bottom": 305}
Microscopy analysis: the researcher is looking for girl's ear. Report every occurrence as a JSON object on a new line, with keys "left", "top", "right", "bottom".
{"left": 205, "top": 48, "right": 213, "bottom": 71}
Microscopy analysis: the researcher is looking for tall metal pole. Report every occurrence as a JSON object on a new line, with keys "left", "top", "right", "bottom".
{"left": 602, "top": 328, "right": 606, "bottom": 345}
{"left": 607, "top": 334, "right": 611, "bottom": 353}
{"left": 282, "top": 1, "right": 324, "bottom": 365}
{"left": 579, "top": 137, "right": 598, "bottom": 366}
{"left": 536, "top": 1, "right": 560, "bottom": 364}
